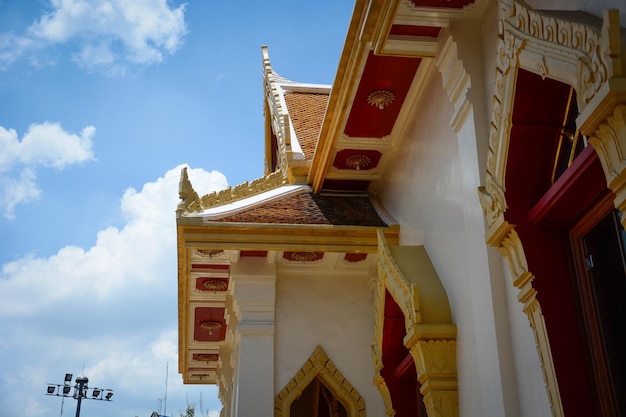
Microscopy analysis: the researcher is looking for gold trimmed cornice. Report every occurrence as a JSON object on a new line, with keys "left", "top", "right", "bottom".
{"left": 177, "top": 167, "right": 287, "bottom": 217}
{"left": 179, "top": 223, "right": 400, "bottom": 254}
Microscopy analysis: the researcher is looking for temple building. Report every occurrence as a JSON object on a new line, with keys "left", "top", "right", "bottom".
{"left": 175, "top": 0, "right": 626, "bottom": 416}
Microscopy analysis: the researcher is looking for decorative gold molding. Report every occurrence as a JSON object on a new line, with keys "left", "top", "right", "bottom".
{"left": 410, "top": 340, "right": 459, "bottom": 417}
{"left": 284, "top": 251, "right": 323, "bottom": 263}
{"left": 275, "top": 345, "right": 366, "bottom": 417}
{"left": 176, "top": 168, "right": 287, "bottom": 216}
{"left": 481, "top": 3, "right": 623, "bottom": 233}
{"left": 194, "top": 353, "right": 219, "bottom": 363}
{"left": 177, "top": 167, "right": 201, "bottom": 216}
{"left": 200, "top": 321, "right": 223, "bottom": 335}
{"left": 589, "top": 105, "right": 626, "bottom": 222}
{"left": 263, "top": 46, "right": 290, "bottom": 178}
{"left": 374, "top": 231, "right": 458, "bottom": 417}
{"left": 496, "top": 230, "right": 564, "bottom": 417}
{"left": 196, "top": 249, "right": 225, "bottom": 258}
{"left": 371, "top": 280, "right": 395, "bottom": 415}
{"left": 501, "top": 2, "right": 620, "bottom": 106}
{"left": 201, "top": 279, "right": 228, "bottom": 291}
{"left": 478, "top": 5, "right": 625, "bottom": 415}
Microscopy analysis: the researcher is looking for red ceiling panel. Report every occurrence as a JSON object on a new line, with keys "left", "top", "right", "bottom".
{"left": 194, "top": 307, "right": 227, "bottom": 342}
{"left": 344, "top": 253, "right": 368, "bottom": 263}
{"left": 389, "top": 25, "right": 441, "bottom": 37}
{"left": 344, "top": 52, "right": 421, "bottom": 138}
{"left": 191, "top": 263, "right": 230, "bottom": 271}
{"left": 322, "top": 179, "right": 371, "bottom": 192}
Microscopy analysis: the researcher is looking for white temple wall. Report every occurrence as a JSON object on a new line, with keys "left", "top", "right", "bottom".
{"left": 376, "top": 48, "right": 548, "bottom": 416}
{"left": 274, "top": 267, "right": 385, "bottom": 416}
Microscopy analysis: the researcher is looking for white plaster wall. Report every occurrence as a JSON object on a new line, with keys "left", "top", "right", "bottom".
{"left": 376, "top": 15, "right": 550, "bottom": 416}
{"left": 274, "top": 268, "right": 385, "bottom": 416}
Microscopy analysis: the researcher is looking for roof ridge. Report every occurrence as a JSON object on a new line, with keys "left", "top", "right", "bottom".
{"left": 177, "top": 167, "right": 287, "bottom": 216}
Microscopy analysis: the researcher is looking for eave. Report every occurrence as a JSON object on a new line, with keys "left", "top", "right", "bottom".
{"left": 308, "top": 0, "right": 487, "bottom": 193}
{"left": 177, "top": 220, "right": 399, "bottom": 383}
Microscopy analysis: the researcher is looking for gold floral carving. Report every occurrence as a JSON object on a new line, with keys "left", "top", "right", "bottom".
{"left": 481, "top": 3, "right": 622, "bottom": 234}
{"left": 201, "top": 279, "right": 228, "bottom": 291}
{"left": 200, "top": 321, "right": 223, "bottom": 335}
{"left": 500, "top": 2, "right": 619, "bottom": 105}
{"left": 410, "top": 340, "right": 459, "bottom": 417}
{"left": 176, "top": 168, "right": 286, "bottom": 215}
{"left": 479, "top": 4, "right": 623, "bottom": 416}
{"left": 345, "top": 154, "right": 372, "bottom": 170}
{"left": 196, "top": 249, "right": 224, "bottom": 258}
{"left": 374, "top": 231, "right": 458, "bottom": 417}
{"left": 275, "top": 345, "right": 366, "bottom": 417}
{"left": 367, "top": 90, "right": 395, "bottom": 110}
{"left": 195, "top": 353, "right": 219, "bottom": 363}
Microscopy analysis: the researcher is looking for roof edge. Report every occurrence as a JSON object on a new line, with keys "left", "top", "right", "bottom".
{"left": 176, "top": 167, "right": 288, "bottom": 217}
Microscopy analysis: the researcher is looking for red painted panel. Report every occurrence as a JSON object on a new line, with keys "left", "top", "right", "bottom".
{"left": 194, "top": 307, "right": 227, "bottom": 342}
{"left": 344, "top": 253, "right": 368, "bottom": 263}
{"left": 390, "top": 25, "right": 441, "bottom": 37}
{"left": 321, "top": 179, "right": 370, "bottom": 192}
{"left": 529, "top": 146, "right": 607, "bottom": 227}
{"left": 381, "top": 291, "right": 421, "bottom": 416}
{"left": 191, "top": 263, "right": 230, "bottom": 271}
{"left": 344, "top": 52, "right": 421, "bottom": 138}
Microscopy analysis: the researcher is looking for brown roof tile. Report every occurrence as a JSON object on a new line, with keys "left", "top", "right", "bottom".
{"left": 209, "top": 192, "right": 387, "bottom": 227}
{"left": 284, "top": 92, "right": 328, "bottom": 160}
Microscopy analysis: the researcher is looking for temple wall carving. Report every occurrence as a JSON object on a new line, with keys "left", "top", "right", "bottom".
{"left": 478, "top": 2, "right": 625, "bottom": 416}
{"left": 373, "top": 231, "right": 458, "bottom": 417}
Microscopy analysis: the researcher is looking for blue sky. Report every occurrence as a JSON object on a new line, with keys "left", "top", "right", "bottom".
{"left": 0, "top": 1, "right": 353, "bottom": 416}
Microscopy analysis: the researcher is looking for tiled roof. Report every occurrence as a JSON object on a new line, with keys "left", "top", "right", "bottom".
{"left": 208, "top": 192, "right": 388, "bottom": 226}
{"left": 284, "top": 92, "right": 328, "bottom": 160}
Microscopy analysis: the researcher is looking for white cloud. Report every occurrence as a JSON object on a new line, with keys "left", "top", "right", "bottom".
{"left": 0, "top": 168, "right": 41, "bottom": 219}
{"left": 0, "top": 122, "right": 96, "bottom": 218}
{"left": 0, "top": 0, "right": 187, "bottom": 73}
{"left": 0, "top": 165, "right": 226, "bottom": 417}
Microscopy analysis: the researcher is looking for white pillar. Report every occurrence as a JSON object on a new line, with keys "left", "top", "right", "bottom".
{"left": 230, "top": 259, "right": 276, "bottom": 417}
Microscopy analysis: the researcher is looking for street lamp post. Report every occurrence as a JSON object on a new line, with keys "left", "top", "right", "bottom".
{"left": 45, "top": 373, "right": 114, "bottom": 417}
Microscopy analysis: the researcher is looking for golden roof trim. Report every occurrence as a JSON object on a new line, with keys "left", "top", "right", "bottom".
{"left": 177, "top": 167, "right": 287, "bottom": 216}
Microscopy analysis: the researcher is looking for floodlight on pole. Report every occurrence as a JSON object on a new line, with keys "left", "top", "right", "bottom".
{"left": 45, "top": 373, "right": 114, "bottom": 417}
